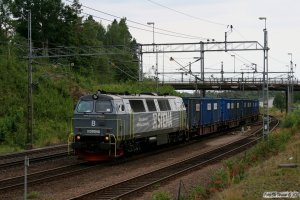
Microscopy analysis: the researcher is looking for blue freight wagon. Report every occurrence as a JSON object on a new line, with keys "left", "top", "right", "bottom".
{"left": 221, "top": 98, "right": 240, "bottom": 128}
{"left": 252, "top": 100, "right": 259, "bottom": 116}
{"left": 236, "top": 99, "right": 244, "bottom": 119}
{"left": 183, "top": 97, "right": 222, "bottom": 135}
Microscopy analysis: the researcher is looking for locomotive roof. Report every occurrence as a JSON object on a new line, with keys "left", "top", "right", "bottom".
{"left": 80, "top": 93, "right": 179, "bottom": 101}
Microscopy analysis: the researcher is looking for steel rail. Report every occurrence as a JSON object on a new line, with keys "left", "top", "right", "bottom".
{"left": 0, "top": 162, "right": 89, "bottom": 191}
{"left": 0, "top": 144, "right": 71, "bottom": 169}
{"left": 0, "top": 151, "right": 71, "bottom": 169}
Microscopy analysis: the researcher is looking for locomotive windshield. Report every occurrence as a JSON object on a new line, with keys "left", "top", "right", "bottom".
{"left": 77, "top": 100, "right": 93, "bottom": 113}
{"left": 95, "top": 100, "right": 112, "bottom": 113}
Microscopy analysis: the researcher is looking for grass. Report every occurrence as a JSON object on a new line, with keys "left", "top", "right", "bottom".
{"left": 0, "top": 144, "right": 22, "bottom": 153}
{"left": 185, "top": 109, "right": 300, "bottom": 200}
{"left": 212, "top": 134, "right": 300, "bottom": 200}
{"left": 27, "top": 191, "right": 39, "bottom": 199}
{"left": 188, "top": 185, "right": 208, "bottom": 200}
{"left": 151, "top": 190, "right": 173, "bottom": 200}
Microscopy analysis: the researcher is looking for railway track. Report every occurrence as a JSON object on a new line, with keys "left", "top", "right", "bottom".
{"left": 0, "top": 132, "right": 233, "bottom": 192}
{"left": 0, "top": 117, "right": 278, "bottom": 197}
{"left": 0, "top": 144, "right": 71, "bottom": 169}
{"left": 0, "top": 162, "right": 91, "bottom": 191}
{"left": 69, "top": 117, "right": 279, "bottom": 200}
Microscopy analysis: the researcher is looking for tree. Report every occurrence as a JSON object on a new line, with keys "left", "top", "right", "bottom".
{"left": 273, "top": 92, "right": 286, "bottom": 113}
{"left": 59, "top": 0, "right": 83, "bottom": 46}
{"left": 10, "top": 0, "right": 64, "bottom": 48}
{"left": 293, "top": 91, "right": 300, "bottom": 103}
{"left": 9, "top": 0, "right": 85, "bottom": 48}
{"left": 79, "top": 15, "right": 105, "bottom": 46}
{"left": 105, "top": 18, "right": 139, "bottom": 81}
{"left": 0, "top": 0, "right": 13, "bottom": 41}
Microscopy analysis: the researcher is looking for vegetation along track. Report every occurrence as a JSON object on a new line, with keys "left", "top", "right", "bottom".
{"left": 70, "top": 117, "right": 279, "bottom": 200}
{"left": 0, "top": 144, "right": 70, "bottom": 169}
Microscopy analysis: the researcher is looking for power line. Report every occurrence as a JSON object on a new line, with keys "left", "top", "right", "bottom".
{"left": 228, "top": 52, "right": 263, "bottom": 71}
{"left": 145, "top": 0, "right": 227, "bottom": 26}
{"left": 112, "top": 64, "right": 139, "bottom": 81}
{"left": 80, "top": 11, "right": 202, "bottom": 40}
{"left": 65, "top": 0, "right": 208, "bottom": 40}
{"left": 269, "top": 54, "right": 288, "bottom": 65}
{"left": 232, "top": 27, "right": 249, "bottom": 41}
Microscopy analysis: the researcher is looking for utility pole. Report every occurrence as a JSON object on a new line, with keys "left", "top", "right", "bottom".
{"left": 138, "top": 45, "right": 143, "bottom": 81}
{"left": 26, "top": 10, "right": 33, "bottom": 149}
{"left": 24, "top": 156, "right": 29, "bottom": 200}
{"left": 259, "top": 17, "right": 269, "bottom": 140}
{"left": 200, "top": 42, "right": 205, "bottom": 97}
{"left": 147, "top": 22, "right": 158, "bottom": 91}
{"left": 231, "top": 55, "right": 236, "bottom": 73}
{"left": 221, "top": 61, "right": 224, "bottom": 82}
{"left": 288, "top": 53, "right": 293, "bottom": 113}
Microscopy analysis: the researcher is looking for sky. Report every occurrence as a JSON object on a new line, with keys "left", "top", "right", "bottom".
{"left": 69, "top": 0, "right": 300, "bottom": 82}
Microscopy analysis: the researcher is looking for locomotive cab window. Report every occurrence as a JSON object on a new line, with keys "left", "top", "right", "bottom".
{"left": 158, "top": 99, "right": 171, "bottom": 111}
{"left": 146, "top": 99, "right": 157, "bottom": 112}
{"left": 129, "top": 100, "right": 146, "bottom": 112}
{"left": 77, "top": 100, "right": 93, "bottom": 113}
{"left": 95, "top": 100, "right": 112, "bottom": 113}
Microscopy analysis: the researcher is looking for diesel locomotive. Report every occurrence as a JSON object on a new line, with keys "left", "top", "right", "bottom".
{"left": 71, "top": 91, "right": 259, "bottom": 161}
{"left": 71, "top": 91, "right": 187, "bottom": 161}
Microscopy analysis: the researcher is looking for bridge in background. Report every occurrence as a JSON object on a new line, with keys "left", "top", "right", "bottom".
{"left": 161, "top": 77, "right": 300, "bottom": 91}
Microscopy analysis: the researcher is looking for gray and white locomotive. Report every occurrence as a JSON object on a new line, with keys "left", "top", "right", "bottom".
{"left": 72, "top": 91, "right": 187, "bottom": 161}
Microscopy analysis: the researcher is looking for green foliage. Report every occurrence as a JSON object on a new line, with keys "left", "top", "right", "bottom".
{"left": 223, "top": 159, "right": 246, "bottom": 184}
{"left": 188, "top": 185, "right": 208, "bottom": 200}
{"left": 293, "top": 91, "right": 300, "bottom": 103}
{"left": 273, "top": 92, "right": 286, "bottom": 112}
{"left": 281, "top": 110, "right": 300, "bottom": 128}
{"left": 10, "top": 0, "right": 65, "bottom": 47}
{"left": 7, "top": 0, "right": 139, "bottom": 82}
{"left": 0, "top": 52, "right": 27, "bottom": 147}
{"left": 0, "top": 0, "right": 13, "bottom": 41}
{"left": 208, "top": 168, "right": 229, "bottom": 193}
{"left": 151, "top": 190, "right": 172, "bottom": 200}
{"left": 0, "top": 144, "right": 22, "bottom": 153}
{"left": 94, "top": 81, "right": 178, "bottom": 95}
{"left": 190, "top": 122, "right": 298, "bottom": 199}
{"left": 0, "top": 0, "right": 177, "bottom": 151}
{"left": 27, "top": 191, "right": 39, "bottom": 199}
{"left": 205, "top": 90, "right": 261, "bottom": 99}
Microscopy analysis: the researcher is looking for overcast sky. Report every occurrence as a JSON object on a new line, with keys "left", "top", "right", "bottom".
{"left": 72, "top": 0, "right": 300, "bottom": 81}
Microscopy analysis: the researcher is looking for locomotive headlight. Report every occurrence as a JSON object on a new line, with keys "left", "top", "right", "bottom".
{"left": 104, "top": 135, "right": 109, "bottom": 141}
{"left": 76, "top": 135, "right": 81, "bottom": 141}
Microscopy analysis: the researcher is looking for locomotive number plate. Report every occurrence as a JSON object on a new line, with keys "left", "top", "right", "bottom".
{"left": 86, "top": 130, "right": 101, "bottom": 134}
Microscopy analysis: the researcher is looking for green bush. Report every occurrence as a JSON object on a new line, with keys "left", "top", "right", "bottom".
{"left": 93, "top": 81, "right": 178, "bottom": 96}
{"left": 151, "top": 190, "right": 172, "bottom": 200}
{"left": 27, "top": 191, "right": 39, "bottom": 199}
{"left": 209, "top": 167, "right": 229, "bottom": 192}
{"left": 281, "top": 110, "right": 300, "bottom": 128}
{"left": 188, "top": 185, "right": 208, "bottom": 200}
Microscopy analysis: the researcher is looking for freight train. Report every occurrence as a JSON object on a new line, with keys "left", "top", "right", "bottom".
{"left": 71, "top": 90, "right": 259, "bottom": 161}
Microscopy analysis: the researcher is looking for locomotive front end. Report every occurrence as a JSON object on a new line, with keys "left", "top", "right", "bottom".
{"left": 72, "top": 93, "right": 123, "bottom": 161}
